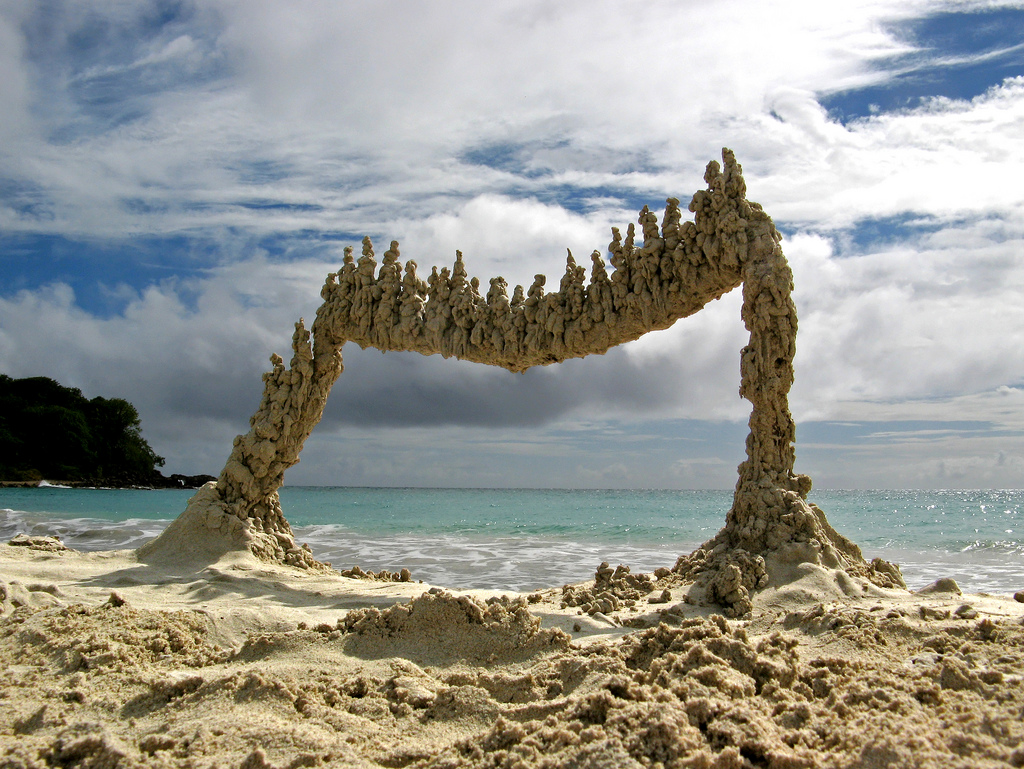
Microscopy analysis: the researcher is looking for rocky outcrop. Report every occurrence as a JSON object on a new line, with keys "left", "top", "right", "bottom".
{"left": 145, "top": 149, "right": 903, "bottom": 610}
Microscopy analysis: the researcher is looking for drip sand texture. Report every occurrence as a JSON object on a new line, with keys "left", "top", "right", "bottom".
{"left": 141, "top": 149, "right": 903, "bottom": 614}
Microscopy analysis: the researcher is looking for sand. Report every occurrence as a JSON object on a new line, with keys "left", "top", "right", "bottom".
{"left": 1, "top": 535, "right": 1023, "bottom": 769}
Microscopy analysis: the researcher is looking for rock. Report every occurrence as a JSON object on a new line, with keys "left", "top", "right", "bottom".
{"left": 954, "top": 604, "right": 978, "bottom": 619}
{"left": 916, "top": 578, "right": 962, "bottom": 595}
{"left": 920, "top": 606, "right": 951, "bottom": 621}
{"left": 648, "top": 588, "right": 672, "bottom": 605}
{"left": 7, "top": 534, "right": 69, "bottom": 552}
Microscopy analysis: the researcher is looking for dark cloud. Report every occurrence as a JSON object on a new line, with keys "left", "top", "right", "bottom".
{"left": 319, "top": 340, "right": 713, "bottom": 430}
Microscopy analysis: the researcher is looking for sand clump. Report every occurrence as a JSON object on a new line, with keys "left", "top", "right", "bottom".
{"left": 339, "top": 565, "right": 414, "bottom": 583}
{"left": 7, "top": 600, "right": 229, "bottom": 673}
{"left": 561, "top": 562, "right": 657, "bottom": 617}
{"left": 7, "top": 534, "right": 69, "bottom": 553}
{"left": 339, "top": 589, "right": 572, "bottom": 664}
{"left": 675, "top": 548, "right": 769, "bottom": 618}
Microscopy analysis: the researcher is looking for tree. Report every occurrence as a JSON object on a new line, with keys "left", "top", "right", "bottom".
{"left": 87, "top": 396, "right": 165, "bottom": 478}
{"left": 0, "top": 374, "right": 164, "bottom": 483}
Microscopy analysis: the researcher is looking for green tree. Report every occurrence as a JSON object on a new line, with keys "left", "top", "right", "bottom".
{"left": 0, "top": 374, "right": 165, "bottom": 483}
{"left": 21, "top": 404, "right": 96, "bottom": 478}
{"left": 87, "top": 396, "right": 165, "bottom": 477}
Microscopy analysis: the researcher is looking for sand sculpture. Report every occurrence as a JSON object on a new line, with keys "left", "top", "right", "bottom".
{"left": 141, "top": 149, "right": 904, "bottom": 614}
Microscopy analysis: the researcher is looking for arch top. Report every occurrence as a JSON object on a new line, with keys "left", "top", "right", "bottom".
{"left": 310, "top": 148, "right": 767, "bottom": 373}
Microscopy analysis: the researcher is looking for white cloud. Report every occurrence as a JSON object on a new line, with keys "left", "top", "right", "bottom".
{"left": 746, "top": 77, "right": 1024, "bottom": 228}
{"left": 3, "top": 1, "right": 1024, "bottom": 488}
{"left": 787, "top": 216, "right": 1024, "bottom": 417}
{"left": 393, "top": 194, "right": 619, "bottom": 294}
{"left": 0, "top": 7, "right": 31, "bottom": 146}
{"left": 0, "top": 0, "right": 959, "bottom": 236}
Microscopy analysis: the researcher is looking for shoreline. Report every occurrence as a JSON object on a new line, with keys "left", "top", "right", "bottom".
{"left": 2, "top": 536, "right": 1024, "bottom": 767}
{"left": 0, "top": 473, "right": 216, "bottom": 491}
{"left": 3, "top": 490, "right": 1023, "bottom": 596}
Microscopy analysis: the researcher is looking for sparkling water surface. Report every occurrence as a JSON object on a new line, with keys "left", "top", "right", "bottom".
{"left": 1, "top": 486, "right": 1020, "bottom": 593}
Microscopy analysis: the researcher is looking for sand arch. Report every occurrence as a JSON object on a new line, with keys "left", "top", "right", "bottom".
{"left": 141, "top": 149, "right": 904, "bottom": 615}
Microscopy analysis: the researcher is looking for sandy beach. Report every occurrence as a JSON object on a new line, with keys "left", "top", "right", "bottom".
{"left": 2, "top": 150, "right": 1021, "bottom": 766}
{"left": 2, "top": 529, "right": 1023, "bottom": 769}
{"left": 6, "top": 0, "right": 1024, "bottom": 765}
{"left": 3, "top": 158, "right": 1022, "bottom": 766}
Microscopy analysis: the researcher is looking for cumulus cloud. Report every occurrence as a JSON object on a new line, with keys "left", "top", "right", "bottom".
{"left": 0, "top": 1, "right": 949, "bottom": 237}
{"left": 1, "top": 0, "right": 1023, "bottom": 488}
{"left": 787, "top": 216, "right": 1024, "bottom": 413}
{"left": 747, "top": 79, "right": 1024, "bottom": 229}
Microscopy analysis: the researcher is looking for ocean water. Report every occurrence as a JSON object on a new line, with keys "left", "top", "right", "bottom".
{"left": 1, "top": 486, "right": 1021, "bottom": 594}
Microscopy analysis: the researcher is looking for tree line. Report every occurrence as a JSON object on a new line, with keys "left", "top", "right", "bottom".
{"left": 0, "top": 374, "right": 168, "bottom": 485}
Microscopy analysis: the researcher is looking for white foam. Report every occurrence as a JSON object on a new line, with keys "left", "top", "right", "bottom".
{"left": 296, "top": 526, "right": 694, "bottom": 591}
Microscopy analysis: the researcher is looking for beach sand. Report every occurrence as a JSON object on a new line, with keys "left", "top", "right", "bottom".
{"left": 2, "top": 534, "right": 1024, "bottom": 769}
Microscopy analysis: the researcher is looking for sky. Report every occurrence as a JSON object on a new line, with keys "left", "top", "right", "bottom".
{"left": 1, "top": 0, "right": 1023, "bottom": 490}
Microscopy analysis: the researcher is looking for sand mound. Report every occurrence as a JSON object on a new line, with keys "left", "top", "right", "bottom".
{"left": 428, "top": 616, "right": 801, "bottom": 768}
{"left": 340, "top": 589, "right": 572, "bottom": 663}
{"left": 4, "top": 542, "right": 1024, "bottom": 768}
{"left": 137, "top": 483, "right": 330, "bottom": 572}
{"left": 5, "top": 599, "right": 229, "bottom": 674}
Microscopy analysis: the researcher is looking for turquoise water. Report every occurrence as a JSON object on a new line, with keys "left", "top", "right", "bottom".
{"left": 1, "top": 486, "right": 1021, "bottom": 593}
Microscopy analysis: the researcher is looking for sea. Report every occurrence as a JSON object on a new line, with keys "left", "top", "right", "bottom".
{"left": 1, "top": 486, "right": 1022, "bottom": 595}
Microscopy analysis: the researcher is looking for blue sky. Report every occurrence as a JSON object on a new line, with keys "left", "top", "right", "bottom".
{"left": 1, "top": 1, "right": 1022, "bottom": 489}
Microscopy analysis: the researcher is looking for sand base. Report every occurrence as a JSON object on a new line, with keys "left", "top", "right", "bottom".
{"left": 2, "top": 540, "right": 1024, "bottom": 768}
